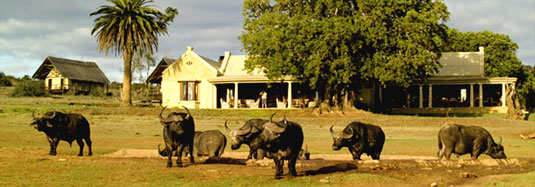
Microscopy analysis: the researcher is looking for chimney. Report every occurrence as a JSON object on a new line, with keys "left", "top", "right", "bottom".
{"left": 186, "top": 46, "right": 193, "bottom": 51}
{"left": 219, "top": 51, "right": 232, "bottom": 73}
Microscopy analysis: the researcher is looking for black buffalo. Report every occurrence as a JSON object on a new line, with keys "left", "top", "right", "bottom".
{"left": 30, "top": 110, "right": 92, "bottom": 156}
{"left": 256, "top": 114, "right": 304, "bottom": 179}
{"left": 159, "top": 130, "right": 226, "bottom": 157}
{"left": 159, "top": 106, "right": 195, "bottom": 167}
{"left": 330, "top": 122, "right": 385, "bottom": 160}
{"left": 438, "top": 123, "right": 506, "bottom": 160}
{"left": 225, "top": 118, "right": 268, "bottom": 159}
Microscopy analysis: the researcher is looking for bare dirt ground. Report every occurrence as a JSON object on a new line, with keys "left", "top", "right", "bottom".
{"left": 104, "top": 149, "right": 535, "bottom": 186}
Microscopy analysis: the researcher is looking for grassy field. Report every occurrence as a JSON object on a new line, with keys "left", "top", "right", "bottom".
{"left": 1, "top": 86, "right": 534, "bottom": 186}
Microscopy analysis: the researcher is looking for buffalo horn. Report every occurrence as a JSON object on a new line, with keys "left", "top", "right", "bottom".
{"left": 224, "top": 121, "right": 231, "bottom": 133}
{"left": 32, "top": 110, "right": 37, "bottom": 119}
{"left": 270, "top": 113, "right": 277, "bottom": 123}
{"left": 159, "top": 106, "right": 167, "bottom": 121}
{"left": 236, "top": 126, "right": 251, "bottom": 136}
{"left": 46, "top": 111, "right": 56, "bottom": 119}
{"left": 265, "top": 123, "right": 285, "bottom": 134}
{"left": 330, "top": 125, "right": 336, "bottom": 137}
{"left": 182, "top": 106, "right": 191, "bottom": 119}
{"left": 499, "top": 137, "right": 502, "bottom": 145}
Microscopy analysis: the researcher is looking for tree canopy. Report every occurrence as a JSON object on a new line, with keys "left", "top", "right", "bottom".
{"left": 90, "top": 0, "right": 177, "bottom": 106}
{"left": 240, "top": 0, "right": 449, "bottom": 108}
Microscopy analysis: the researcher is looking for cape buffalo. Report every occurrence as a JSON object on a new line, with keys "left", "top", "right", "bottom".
{"left": 225, "top": 118, "right": 268, "bottom": 159}
{"left": 438, "top": 123, "right": 506, "bottom": 160}
{"left": 330, "top": 122, "right": 385, "bottom": 160}
{"left": 159, "top": 130, "right": 226, "bottom": 157}
{"left": 257, "top": 114, "right": 303, "bottom": 179}
{"left": 30, "top": 110, "right": 92, "bottom": 156}
{"left": 159, "top": 106, "right": 195, "bottom": 167}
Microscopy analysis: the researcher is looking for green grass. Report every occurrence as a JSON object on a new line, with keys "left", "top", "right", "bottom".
{"left": 487, "top": 171, "right": 535, "bottom": 187}
{"left": 1, "top": 87, "right": 534, "bottom": 186}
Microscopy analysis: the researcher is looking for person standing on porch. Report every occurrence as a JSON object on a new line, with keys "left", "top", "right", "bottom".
{"left": 261, "top": 90, "right": 268, "bottom": 108}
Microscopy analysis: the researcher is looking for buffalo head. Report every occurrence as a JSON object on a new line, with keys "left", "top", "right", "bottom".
{"left": 260, "top": 113, "right": 287, "bottom": 145}
{"left": 158, "top": 106, "right": 191, "bottom": 134}
{"left": 30, "top": 110, "right": 57, "bottom": 131}
{"left": 330, "top": 125, "right": 354, "bottom": 150}
{"left": 225, "top": 121, "right": 253, "bottom": 150}
{"left": 489, "top": 137, "right": 507, "bottom": 159}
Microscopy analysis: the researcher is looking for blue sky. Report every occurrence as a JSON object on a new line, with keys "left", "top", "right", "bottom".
{"left": 1, "top": 0, "right": 533, "bottom": 82}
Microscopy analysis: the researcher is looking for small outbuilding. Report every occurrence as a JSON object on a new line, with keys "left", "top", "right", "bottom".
{"left": 32, "top": 56, "right": 110, "bottom": 95}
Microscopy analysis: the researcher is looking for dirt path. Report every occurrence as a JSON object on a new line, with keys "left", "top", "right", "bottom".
{"left": 103, "top": 149, "right": 535, "bottom": 186}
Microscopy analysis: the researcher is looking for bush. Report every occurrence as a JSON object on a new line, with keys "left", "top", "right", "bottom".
{"left": 9, "top": 79, "right": 48, "bottom": 97}
{"left": 0, "top": 72, "right": 13, "bottom": 86}
{"left": 89, "top": 88, "right": 103, "bottom": 97}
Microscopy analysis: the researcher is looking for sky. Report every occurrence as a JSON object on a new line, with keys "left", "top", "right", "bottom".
{"left": 0, "top": 0, "right": 533, "bottom": 82}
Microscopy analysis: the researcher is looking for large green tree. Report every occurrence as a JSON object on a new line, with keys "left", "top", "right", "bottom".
{"left": 240, "top": 0, "right": 449, "bottom": 109}
{"left": 90, "top": 0, "right": 177, "bottom": 106}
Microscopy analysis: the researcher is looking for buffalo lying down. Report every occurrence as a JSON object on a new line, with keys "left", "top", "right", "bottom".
{"left": 330, "top": 122, "right": 385, "bottom": 160}
{"left": 438, "top": 123, "right": 506, "bottom": 160}
{"left": 30, "top": 110, "right": 92, "bottom": 156}
{"left": 159, "top": 130, "right": 226, "bottom": 157}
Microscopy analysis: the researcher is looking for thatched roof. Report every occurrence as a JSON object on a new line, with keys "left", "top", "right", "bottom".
{"left": 146, "top": 57, "right": 177, "bottom": 83}
{"left": 32, "top": 56, "right": 110, "bottom": 84}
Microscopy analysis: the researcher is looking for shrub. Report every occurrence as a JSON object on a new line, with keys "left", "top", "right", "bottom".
{"left": 89, "top": 88, "right": 103, "bottom": 97}
{"left": 9, "top": 79, "right": 49, "bottom": 97}
{"left": 0, "top": 72, "right": 13, "bottom": 86}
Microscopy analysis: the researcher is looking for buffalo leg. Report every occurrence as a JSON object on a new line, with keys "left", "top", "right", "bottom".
{"left": 84, "top": 137, "right": 92, "bottom": 156}
{"left": 444, "top": 148, "right": 453, "bottom": 160}
{"left": 273, "top": 158, "right": 283, "bottom": 179}
{"left": 188, "top": 143, "right": 194, "bottom": 164}
{"left": 288, "top": 154, "right": 298, "bottom": 177}
{"left": 248, "top": 149, "right": 255, "bottom": 159}
{"left": 176, "top": 144, "right": 185, "bottom": 167}
{"left": 256, "top": 149, "right": 265, "bottom": 160}
{"left": 371, "top": 152, "right": 381, "bottom": 160}
{"left": 471, "top": 139, "right": 486, "bottom": 160}
{"left": 166, "top": 145, "right": 174, "bottom": 167}
{"left": 47, "top": 137, "right": 59, "bottom": 155}
{"left": 349, "top": 147, "right": 362, "bottom": 160}
{"left": 76, "top": 138, "right": 85, "bottom": 156}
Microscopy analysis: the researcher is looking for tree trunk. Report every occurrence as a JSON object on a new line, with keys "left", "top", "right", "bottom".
{"left": 122, "top": 49, "right": 133, "bottom": 106}
{"left": 506, "top": 84, "right": 525, "bottom": 120}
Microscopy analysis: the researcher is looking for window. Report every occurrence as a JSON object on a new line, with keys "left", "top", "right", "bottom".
{"left": 181, "top": 81, "right": 198, "bottom": 101}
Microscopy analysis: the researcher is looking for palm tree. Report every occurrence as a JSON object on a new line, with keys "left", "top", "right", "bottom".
{"left": 90, "top": 0, "right": 177, "bottom": 106}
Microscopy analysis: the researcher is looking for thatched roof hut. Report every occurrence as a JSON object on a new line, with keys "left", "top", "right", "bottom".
{"left": 32, "top": 56, "right": 110, "bottom": 94}
{"left": 32, "top": 56, "right": 109, "bottom": 83}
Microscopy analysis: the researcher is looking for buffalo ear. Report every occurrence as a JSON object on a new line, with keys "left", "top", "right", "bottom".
{"left": 343, "top": 127, "right": 354, "bottom": 139}
{"left": 45, "top": 122, "right": 53, "bottom": 128}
